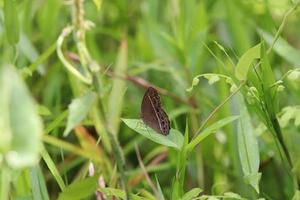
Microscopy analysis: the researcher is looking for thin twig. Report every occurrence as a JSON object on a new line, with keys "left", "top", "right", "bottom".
{"left": 135, "top": 144, "right": 159, "bottom": 198}
{"left": 128, "top": 151, "right": 167, "bottom": 187}
{"left": 105, "top": 69, "right": 196, "bottom": 107}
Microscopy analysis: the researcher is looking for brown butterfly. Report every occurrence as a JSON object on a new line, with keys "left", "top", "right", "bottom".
{"left": 140, "top": 87, "right": 170, "bottom": 135}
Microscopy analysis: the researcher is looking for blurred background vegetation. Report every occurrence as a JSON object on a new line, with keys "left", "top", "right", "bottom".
{"left": 1, "top": 0, "right": 300, "bottom": 199}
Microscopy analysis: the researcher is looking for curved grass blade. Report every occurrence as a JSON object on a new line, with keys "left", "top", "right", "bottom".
{"left": 187, "top": 116, "right": 239, "bottom": 152}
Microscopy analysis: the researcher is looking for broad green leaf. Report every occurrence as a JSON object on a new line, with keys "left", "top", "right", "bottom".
{"left": 58, "top": 176, "right": 98, "bottom": 200}
{"left": 237, "top": 97, "right": 261, "bottom": 193}
{"left": 122, "top": 119, "right": 183, "bottom": 150}
{"left": 260, "top": 30, "right": 300, "bottom": 66}
{"left": 181, "top": 188, "right": 202, "bottom": 200}
{"left": 107, "top": 40, "right": 128, "bottom": 134}
{"left": 0, "top": 66, "right": 43, "bottom": 168}
{"left": 235, "top": 43, "right": 261, "bottom": 80}
{"left": 187, "top": 116, "right": 239, "bottom": 152}
{"left": 4, "top": 0, "right": 20, "bottom": 44}
{"left": 63, "top": 91, "right": 95, "bottom": 136}
{"left": 98, "top": 187, "right": 148, "bottom": 200}
{"left": 224, "top": 192, "right": 244, "bottom": 199}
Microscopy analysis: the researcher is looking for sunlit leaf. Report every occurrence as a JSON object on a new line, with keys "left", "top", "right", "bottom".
{"left": 122, "top": 119, "right": 183, "bottom": 150}
{"left": 223, "top": 192, "right": 243, "bottom": 199}
{"left": 63, "top": 91, "right": 95, "bottom": 136}
{"left": 0, "top": 66, "right": 43, "bottom": 168}
{"left": 30, "top": 166, "right": 50, "bottom": 200}
{"left": 287, "top": 70, "right": 300, "bottom": 80}
{"left": 292, "top": 190, "right": 300, "bottom": 200}
{"left": 203, "top": 74, "right": 220, "bottom": 85}
{"left": 37, "top": 104, "right": 52, "bottom": 116}
{"left": 182, "top": 188, "right": 202, "bottom": 200}
{"left": 237, "top": 97, "right": 261, "bottom": 193}
{"left": 98, "top": 187, "right": 148, "bottom": 200}
{"left": 93, "top": 0, "right": 102, "bottom": 10}
{"left": 107, "top": 40, "right": 128, "bottom": 134}
{"left": 235, "top": 43, "right": 261, "bottom": 80}
{"left": 58, "top": 176, "right": 98, "bottom": 200}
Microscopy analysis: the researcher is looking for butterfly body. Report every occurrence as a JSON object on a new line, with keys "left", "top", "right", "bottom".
{"left": 140, "top": 87, "right": 170, "bottom": 135}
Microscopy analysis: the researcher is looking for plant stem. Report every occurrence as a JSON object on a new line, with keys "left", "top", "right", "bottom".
{"left": 71, "top": 0, "right": 130, "bottom": 198}
{"left": 192, "top": 82, "right": 245, "bottom": 139}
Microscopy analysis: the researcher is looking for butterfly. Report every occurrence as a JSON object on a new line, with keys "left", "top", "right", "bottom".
{"left": 140, "top": 86, "right": 170, "bottom": 135}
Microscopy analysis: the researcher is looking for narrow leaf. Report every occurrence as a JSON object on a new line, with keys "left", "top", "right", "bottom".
{"left": 30, "top": 166, "right": 50, "bottom": 200}
{"left": 107, "top": 40, "right": 128, "bottom": 134}
{"left": 237, "top": 97, "right": 261, "bottom": 193}
{"left": 63, "top": 91, "right": 95, "bottom": 136}
{"left": 187, "top": 116, "right": 239, "bottom": 152}
{"left": 155, "top": 175, "right": 165, "bottom": 200}
{"left": 41, "top": 148, "right": 66, "bottom": 191}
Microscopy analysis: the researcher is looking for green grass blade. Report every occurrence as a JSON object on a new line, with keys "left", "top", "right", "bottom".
{"left": 58, "top": 176, "right": 98, "bottom": 200}
{"left": 41, "top": 147, "right": 66, "bottom": 191}
{"left": 187, "top": 116, "right": 239, "bottom": 152}
{"left": 4, "top": 0, "right": 20, "bottom": 44}
{"left": 107, "top": 40, "right": 128, "bottom": 134}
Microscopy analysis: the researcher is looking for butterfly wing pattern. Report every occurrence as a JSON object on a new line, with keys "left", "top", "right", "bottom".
{"left": 140, "top": 87, "right": 170, "bottom": 135}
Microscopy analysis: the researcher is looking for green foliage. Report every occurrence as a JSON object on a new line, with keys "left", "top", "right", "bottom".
{"left": 237, "top": 97, "right": 261, "bottom": 193}
{"left": 187, "top": 116, "right": 239, "bottom": 152}
{"left": 1, "top": 0, "right": 300, "bottom": 199}
{"left": 0, "top": 66, "right": 43, "bottom": 168}
{"left": 122, "top": 119, "right": 183, "bottom": 150}
{"left": 64, "top": 91, "right": 95, "bottom": 136}
{"left": 3, "top": 0, "right": 19, "bottom": 45}
{"left": 58, "top": 176, "right": 98, "bottom": 200}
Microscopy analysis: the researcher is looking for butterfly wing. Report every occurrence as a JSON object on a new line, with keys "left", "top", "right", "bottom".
{"left": 140, "top": 87, "right": 166, "bottom": 135}
{"left": 158, "top": 109, "right": 170, "bottom": 135}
